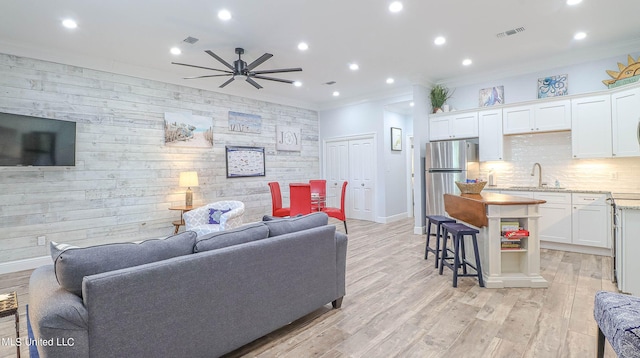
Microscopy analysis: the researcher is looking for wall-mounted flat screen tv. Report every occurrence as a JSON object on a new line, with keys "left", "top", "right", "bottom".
{"left": 0, "top": 112, "right": 76, "bottom": 166}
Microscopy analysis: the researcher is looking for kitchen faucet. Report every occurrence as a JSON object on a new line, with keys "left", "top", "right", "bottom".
{"left": 531, "top": 162, "right": 542, "bottom": 187}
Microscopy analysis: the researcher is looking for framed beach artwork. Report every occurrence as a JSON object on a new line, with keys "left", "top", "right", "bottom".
{"left": 479, "top": 86, "right": 504, "bottom": 107}
{"left": 164, "top": 112, "right": 213, "bottom": 148}
{"left": 537, "top": 74, "right": 568, "bottom": 98}
{"left": 225, "top": 146, "right": 266, "bottom": 178}
{"left": 391, "top": 127, "right": 402, "bottom": 151}
{"left": 228, "top": 111, "right": 262, "bottom": 133}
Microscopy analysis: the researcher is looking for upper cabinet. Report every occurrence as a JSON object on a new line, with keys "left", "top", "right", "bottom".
{"left": 478, "top": 108, "right": 503, "bottom": 161}
{"left": 571, "top": 94, "right": 612, "bottom": 159}
{"left": 611, "top": 87, "right": 640, "bottom": 157}
{"left": 503, "top": 99, "right": 571, "bottom": 135}
{"left": 428, "top": 111, "right": 478, "bottom": 141}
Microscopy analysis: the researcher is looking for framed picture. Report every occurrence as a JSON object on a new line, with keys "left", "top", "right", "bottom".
{"left": 537, "top": 74, "right": 568, "bottom": 98}
{"left": 228, "top": 111, "right": 262, "bottom": 133}
{"left": 391, "top": 127, "right": 402, "bottom": 151}
{"left": 164, "top": 112, "right": 213, "bottom": 148}
{"left": 276, "top": 125, "right": 302, "bottom": 151}
{"left": 479, "top": 86, "right": 504, "bottom": 107}
{"left": 225, "top": 146, "right": 266, "bottom": 178}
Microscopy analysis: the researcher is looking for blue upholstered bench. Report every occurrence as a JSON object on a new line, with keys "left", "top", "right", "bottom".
{"left": 594, "top": 290, "right": 640, "bottom": 358}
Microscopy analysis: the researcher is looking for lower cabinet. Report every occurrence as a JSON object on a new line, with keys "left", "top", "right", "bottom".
{"left": 536, "top": 192, "right": 572, "bottom": 244}
{"left": 617, "top": 208, "right": 640, "bottom": 295}
{"left": 571, "top": 193, "right": 611, "bottom": 248}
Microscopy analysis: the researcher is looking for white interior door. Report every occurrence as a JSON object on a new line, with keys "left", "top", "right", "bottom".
{"left": 325, "top": 140, "right": 349, "bottom": 208}
{"left": 348, "top": 138, "right": 375, "bottom": 221}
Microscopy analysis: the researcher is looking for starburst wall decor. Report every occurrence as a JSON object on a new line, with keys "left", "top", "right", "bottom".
{"left": 603, "top": 54, "right": 640, "bottom": 88}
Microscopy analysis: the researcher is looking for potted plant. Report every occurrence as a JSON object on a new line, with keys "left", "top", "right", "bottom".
{"left": 430, "top": 84, "right": 454, "bottom": 113}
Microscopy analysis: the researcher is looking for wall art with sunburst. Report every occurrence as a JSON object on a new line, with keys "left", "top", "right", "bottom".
{"left": 603, "top": 55, "right": 640, "bottom": 88}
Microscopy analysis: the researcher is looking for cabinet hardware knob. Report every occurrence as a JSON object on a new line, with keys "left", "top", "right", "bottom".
{"left": 361, "top": 183, "right": 365, "bottom": 186}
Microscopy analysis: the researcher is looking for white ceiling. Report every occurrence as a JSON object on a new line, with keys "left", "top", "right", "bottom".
{"left": 2, "top": 0, "right": 640, "bottom": 110}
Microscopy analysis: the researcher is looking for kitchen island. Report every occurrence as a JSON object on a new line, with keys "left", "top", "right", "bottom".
{"left": 444, "top": 192, "right": 548, "bottom": 288}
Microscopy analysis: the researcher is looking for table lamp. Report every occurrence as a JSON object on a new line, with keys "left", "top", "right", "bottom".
{"left": 179, "top": 171, "right": 199, "bottom": 207}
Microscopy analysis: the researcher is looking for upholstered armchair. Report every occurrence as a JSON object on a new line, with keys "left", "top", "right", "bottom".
{"left": 183, "top": 201, "right": 245, "bottom": 236}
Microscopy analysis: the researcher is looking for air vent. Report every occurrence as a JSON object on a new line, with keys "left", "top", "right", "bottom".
{"left": 496, "top": 27, "right": 525, "bottom": 38}
{"left": 324, "top": 81, "right": 336, "bottom": 85}
{"left": 183, "top": 36, "right": 199, "bottom": 44}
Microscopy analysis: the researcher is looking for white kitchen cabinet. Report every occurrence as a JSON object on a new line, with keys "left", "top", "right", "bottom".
{"left": 617, "top": 208, "right": 640, "bottom": 295}
{"left": 571, "top": 94, "right": 612, "bottom": 159}
{"left": 611, "top": 86, "right": 640, "bottom": 157}
{"left": 503, "top": 99, "right": 571, "bottom": 135}
{"left": 428, "top": 112, "right": 478, "bottom": 141}
{"left": 478, "top": 109, "right": 504, "bottom": 161}
{"left": 535, "top": 192, "right": 572, "bottom": 244}
{"left": 571, "top": 193, "right": 611, "bottom": 248}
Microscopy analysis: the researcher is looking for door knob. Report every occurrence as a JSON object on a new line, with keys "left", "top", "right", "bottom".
{"left": 361, "top": 183, "right": 364, "bottom": 186}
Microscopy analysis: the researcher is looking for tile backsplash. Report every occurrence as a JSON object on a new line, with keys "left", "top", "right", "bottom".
{"left": 479, "top": 131, "right": 640, "bottom": 193}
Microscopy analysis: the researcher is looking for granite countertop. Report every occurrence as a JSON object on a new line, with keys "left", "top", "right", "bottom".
{"left": 485, "top": 186, "right": 612, "bottom": 194}
{"left": 615, "top": 200, "right": 640, "bottom": 210}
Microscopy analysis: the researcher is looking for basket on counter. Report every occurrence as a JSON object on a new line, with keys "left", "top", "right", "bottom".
{"left": 455, "top": 181, "right": 487, "bottom": 194}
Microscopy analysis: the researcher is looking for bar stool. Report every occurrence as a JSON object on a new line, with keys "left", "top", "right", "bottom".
{"left": 439, "top": 222, "right": 484, "bottom": 288}
{"left": 425, "top": 215, "right": 456, "bottom": 268}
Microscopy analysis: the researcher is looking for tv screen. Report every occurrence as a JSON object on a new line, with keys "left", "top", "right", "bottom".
{"left": 0, "top": 112, "right": 76, "bottom": 166}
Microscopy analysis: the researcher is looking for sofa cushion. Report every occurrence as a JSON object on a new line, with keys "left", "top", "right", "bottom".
{"left": 50, "top": 231, "right": 197, "bottom": 296}
{"left": 209, "top": 208, "right": 231, "bottom": 225}
{"left": 194, "top": 222, "right": 269, "bottom": 252}
{"left": 263, "top": 212, "right": 329, "bottom": 237}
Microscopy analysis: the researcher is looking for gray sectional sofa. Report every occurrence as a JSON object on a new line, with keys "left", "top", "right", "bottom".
{"left": 28, "top": 212, "right": 347, "bottom": 358}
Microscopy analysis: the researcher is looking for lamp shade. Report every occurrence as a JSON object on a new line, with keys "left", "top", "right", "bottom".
{"left": 179, "top": 171, "right": 199, "bottom": 187}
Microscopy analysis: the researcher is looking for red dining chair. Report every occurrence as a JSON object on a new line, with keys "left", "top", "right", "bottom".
{"left": 289, "top": 183, "right": 312, "bottom": 216}
{"left": 268, "top": 182, "right": 290, "bottom": 217}
{"left": 309, "top": 179, "right": 327, "bottom": 211}
{"left": 323, "top": 181, "right": 348, "bottom": 233}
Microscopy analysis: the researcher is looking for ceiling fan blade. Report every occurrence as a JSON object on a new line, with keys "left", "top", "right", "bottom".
{"left": 205, "top": 50, "right": 235, "bottom": 70}
{"left": 171, "top": 62, "right": 233, "bottom": 74}
{"left": 183, "top": 74, "right": 233, "bottom": 79}
{"left": 219, "top": 77, "right": 235, "bottom": 88}
{"left": 245, "top": 53, "right": 273, "bottom": 71}
{"left": 251, "top": 68, "right": 303, "bottom": 75}
{"left": 252, "top": 75, "right": 294, "bottom": 84}
{"left": 245, "top": 77, "right": 263, "bottom": 89}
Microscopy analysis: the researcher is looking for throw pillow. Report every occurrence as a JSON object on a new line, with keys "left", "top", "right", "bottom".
{"left": 263, "top": 212, "right": 329, "bottom": 237}
{"left": 194, "top": 222, "right": 269, "bottom": 252}
{"left": 209, "top": 208, "right": 231, "bottom": 224}
{"left": 50, "top": 231, "right": 197, "bottom": 296}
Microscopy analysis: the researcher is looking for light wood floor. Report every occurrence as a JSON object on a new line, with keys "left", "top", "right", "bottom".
{"left": 0, "top": 218, "right": 618, "bottom": 358}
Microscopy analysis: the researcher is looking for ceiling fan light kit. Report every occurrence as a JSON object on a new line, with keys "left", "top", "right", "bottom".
{"left": 172, "top": 47, "right": 302, "bottom": 89}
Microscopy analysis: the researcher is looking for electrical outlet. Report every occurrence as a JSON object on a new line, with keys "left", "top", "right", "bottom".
{"left": 610, "top": 172, "right": 618, "bottom": 180}
{"left": 37, "top": 236, "right": 46, "bottom": 246}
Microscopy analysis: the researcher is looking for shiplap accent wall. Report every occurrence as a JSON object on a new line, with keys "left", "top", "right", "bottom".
{"left": 0, "top": 54, "right": 319, "bottom": 263}
{"left": 479, "top": 131, "right": 640, "bottom": 193}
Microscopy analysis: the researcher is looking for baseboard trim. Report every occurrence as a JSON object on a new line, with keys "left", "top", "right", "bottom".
{"left": 414, "top": 226, "right": 425, "bottom": 235}
{"left": 541, "top": 242, "right": 612, "bottom": 257}
{"left": 377, "top": 212, "right": 408, "bottom": 224}
{"left": 0, "top": 256, "right": 51, "bottom": 275}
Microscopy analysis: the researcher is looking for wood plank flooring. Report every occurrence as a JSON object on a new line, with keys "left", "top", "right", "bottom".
{"left": 0, "top": 218, "right": 618, "bottom": 358}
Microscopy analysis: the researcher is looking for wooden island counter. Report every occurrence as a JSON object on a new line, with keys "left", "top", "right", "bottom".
{"left": 444, "top": 192, "right": 549, "bottom": 288}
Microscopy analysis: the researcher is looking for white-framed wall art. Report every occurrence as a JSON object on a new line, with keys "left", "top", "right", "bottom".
{"left": 276, "top": 125, "right": 302, "bottom": 151}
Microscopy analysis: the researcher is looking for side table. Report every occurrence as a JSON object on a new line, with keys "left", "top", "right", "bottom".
{"left": 0, "top": 291, "right": 20, "bottom": 358}
{"left": 169, "top": 205, "right": 199, "bottom": 234}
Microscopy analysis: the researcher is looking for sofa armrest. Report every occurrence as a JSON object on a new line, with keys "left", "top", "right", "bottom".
{"left": 335, "top": 232, "right": 348, "bottom": 299}
{"left": 29, "top": 265, "right": 89, "bottom": 358}
{"left": 220, "top": 205, "right": 245, "bottom": 230}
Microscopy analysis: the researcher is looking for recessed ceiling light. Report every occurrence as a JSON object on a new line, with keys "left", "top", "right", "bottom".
{"left": 462, "top": 58, "right": 473, "bottom": 66}
{"left": 574, "top": 31, "right": 587, "bottom": 40}
{"left": 170, "top": 47, "right": 182, "bottom": 55}
{"left": 218, "top": 9, "right": 232, "bottom": 21}
{"left": 409, "top": 102, "right": 415, "bottom": 107}
{"left": 333, "top": 91, "right": 340, "bottom": 97}
{"left": 386, "top": 78, "right": 395, "bottom": 84}
{"left": 297, "top": 42, "right": 309, "bottom": 51}
{"left": 62, "top": 19, "right": 77, "bottom": 29}
{"left": 293, "top": 81, "right": 302, "bottom": 87}
{"left": 389, "top": 1, "right": 403, "bottom": 13}
{"left": 566, "top": 0, "right": 582, "bottom": 5}
{"left": 434, "top": 36, "right": 446, "bottom": 46}
{"left": 349, "top": 63, "right": 359, "bottom": 71}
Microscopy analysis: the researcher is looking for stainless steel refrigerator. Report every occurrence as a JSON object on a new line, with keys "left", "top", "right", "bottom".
{"left": 425, "top": 139, "right": 479, "bottom": 216}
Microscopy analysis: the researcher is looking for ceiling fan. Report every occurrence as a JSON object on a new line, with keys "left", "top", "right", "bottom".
{"left": 172, "top": 47, "right": 302, "bottom": 89}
